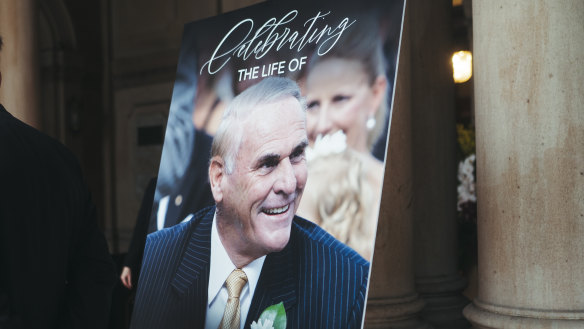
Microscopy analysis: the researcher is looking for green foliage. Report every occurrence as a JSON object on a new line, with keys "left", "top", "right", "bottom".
{"left": 456, "top": 123, "right": 476, "bottom": 157}
{"left": 259, "top": 302, "right": 286, "bottom": 329}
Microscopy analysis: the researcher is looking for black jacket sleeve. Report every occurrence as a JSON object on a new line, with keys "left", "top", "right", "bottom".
{"left": 124, "top": 177, "right": 157, "bottom": 283}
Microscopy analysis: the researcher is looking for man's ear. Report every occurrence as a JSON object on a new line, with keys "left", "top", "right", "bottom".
{"left": 209, "top": 156, "right": 225, "bottom": 203}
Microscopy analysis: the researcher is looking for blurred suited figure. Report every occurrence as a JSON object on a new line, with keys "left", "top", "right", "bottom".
{"left": 0, "top": 35, "right": 116, "bottom": 329}
{"left": 120, "top": 25, "right": 215, "bottom": 290}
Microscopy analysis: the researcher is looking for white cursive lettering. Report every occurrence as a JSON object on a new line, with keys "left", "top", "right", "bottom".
{"left": 200, "top": 10, "right": 355, "bottom": 75}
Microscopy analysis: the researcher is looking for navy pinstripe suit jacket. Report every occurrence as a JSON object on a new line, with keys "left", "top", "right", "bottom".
{"left": 130, "top": 206, "right": 369, "bottom": 329}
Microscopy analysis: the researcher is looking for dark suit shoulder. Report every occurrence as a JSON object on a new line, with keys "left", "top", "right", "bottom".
{"left": 267, "top": 216, "right": 371, "bottom": 328}
{"left": 147, "top": 205, "right": 215, "bottom": 245}
{"left": 0, "top": 105, "right": 80, "bottom": 174}
{"left": 146, "top": 218, "right": 190, "bottom": 245}
{"left": 292, "top": 215, "right": 370, "bottom": 267}
{"left": 0, "top": 105, "right": 116, "bottom": 329}
{"left": 131, "top": 206, "right": 214, "bottom": 329}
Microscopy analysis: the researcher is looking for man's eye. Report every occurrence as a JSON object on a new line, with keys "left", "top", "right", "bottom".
{"left": 261, "top": 159, "right": 279, "bottom": 168}
{"left": 290, "top": 149, "right": 305, "bottom": 163}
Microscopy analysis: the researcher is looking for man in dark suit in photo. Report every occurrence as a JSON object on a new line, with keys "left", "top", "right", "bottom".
{"left": 0, "top": 35, "right": 117, "bottom": 329}
{"left": 130, "top": 77, "right": 370, "bottom": 329}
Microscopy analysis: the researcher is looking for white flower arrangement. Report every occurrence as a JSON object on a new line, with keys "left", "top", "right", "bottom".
{"left": 251, "top": 319, "right": 275, "bottom": 329}
{"left": 305, "top": 130, "right": 347, "bottom": 162}
{"left": 457, "top": 154, "right": 476, "bottom": 210}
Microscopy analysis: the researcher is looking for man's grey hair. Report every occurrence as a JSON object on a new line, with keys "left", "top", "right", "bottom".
{"left": 211, "top": 77, "right": 306, "bottom": 174}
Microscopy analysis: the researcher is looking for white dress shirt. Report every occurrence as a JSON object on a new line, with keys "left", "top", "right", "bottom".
{"left": 204, "top": 214, "right": 266, "bottom": 329}
{"left": 156, "top": 195, "right": 192, "bottom": 230}
{"left": 156, "top": 195, "right": 170, "bottom": 231}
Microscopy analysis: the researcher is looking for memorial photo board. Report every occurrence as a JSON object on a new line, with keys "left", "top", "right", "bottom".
{"left": 131, "top": 1, "right": 406, "bottom": 328}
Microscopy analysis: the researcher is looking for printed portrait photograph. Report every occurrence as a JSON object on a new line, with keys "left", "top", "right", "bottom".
{"left": 129, "top": 1, "right": 405, "bottom": 328}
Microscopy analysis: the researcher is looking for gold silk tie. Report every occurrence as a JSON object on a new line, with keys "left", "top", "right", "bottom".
{"left": 218, "top": 269, "right": 248, "bottom": 329}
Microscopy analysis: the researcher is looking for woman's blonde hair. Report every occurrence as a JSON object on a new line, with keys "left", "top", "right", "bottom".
{"left": 308, "top": 149, "right": 375, "bottom": 259}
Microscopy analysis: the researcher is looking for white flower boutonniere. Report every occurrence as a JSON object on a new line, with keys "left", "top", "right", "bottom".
{"left": 250, "top": 318, "right": 274, "bottom": 329}
{"left": 250, "top": 302, "right": 286, "bottom": 329}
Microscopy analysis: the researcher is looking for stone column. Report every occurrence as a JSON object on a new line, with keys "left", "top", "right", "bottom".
{"left": 464, "top": 1, "right": 584, "bottom": 328}
{"left": 409, "top": 1, "right": 470, "bottom": 328}
{"left": 0, "top": 0, "right": 40, "bottom": 128}
{"left": 364, "top": 7, "right": 430, "bottom": 329}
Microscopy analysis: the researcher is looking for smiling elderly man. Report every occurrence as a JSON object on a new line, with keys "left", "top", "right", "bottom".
{"left": 130, "top": 77, "right": 370, "bottom": 329}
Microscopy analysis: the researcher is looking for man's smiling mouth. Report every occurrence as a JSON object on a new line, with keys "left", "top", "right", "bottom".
{"left": 263, "top": 204, "right": 290, "bottom": 215}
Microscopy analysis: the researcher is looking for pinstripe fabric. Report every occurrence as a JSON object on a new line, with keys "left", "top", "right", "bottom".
{"left": 130, "top": 206, "right": 370, "bottom": 329}
{"left": 130, "top": 207, "right": 212, "bottom": 329}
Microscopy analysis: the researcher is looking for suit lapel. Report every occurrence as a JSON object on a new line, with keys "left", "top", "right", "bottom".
{"left": 244, "top": 227, "right": 298, "bottom": 328}
{"left": 166, "top": 208, "right": 300, "bottom": 328}
{"left": 169, "top": 207, "right": 214, "bottom": 324}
